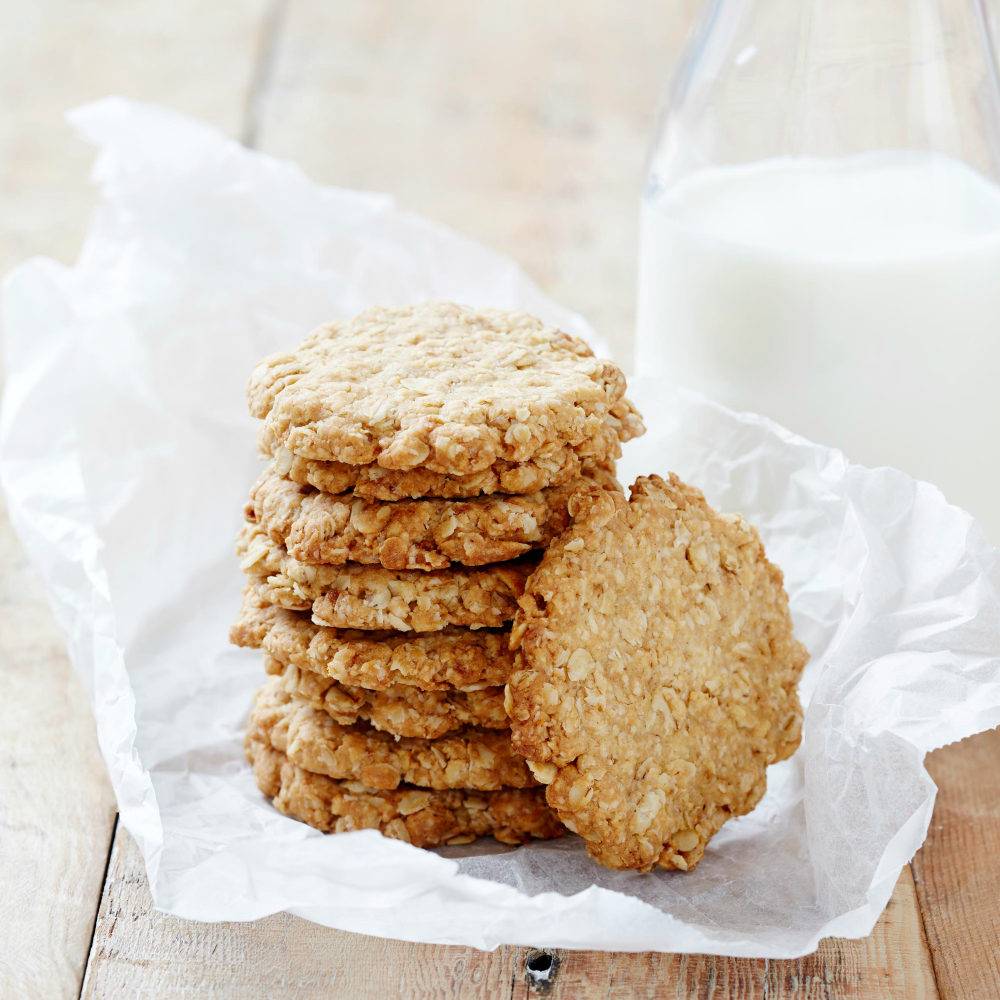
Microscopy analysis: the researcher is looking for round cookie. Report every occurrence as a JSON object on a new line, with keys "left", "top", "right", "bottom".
{"left": 268, "top": 443, "right": 605, "bottom": 501}
{"left": 236, "top": 523, "right": 535, "bottom": 631}
{"left": 247, "top": 302, "right": 627, "bottom": 474}
{"left": 246, "top": 467, "right": 618, "bottom": 570}
{"left": 230, "top": 587, "right": 515, "bottom": 691}
{"left": 250, "top": 677, "right": 536, "bottom": 791}
{"left": 247, "top": 739, "right": 563, "bottom": 847}
{"left": 267, "top": 654, "right": 508, "bottom": 740}
{"left": 505, "top": 474, "right": 808, "bottom": 873}
{"left": 260, "top": 396, "right": 644, "bottom": 500}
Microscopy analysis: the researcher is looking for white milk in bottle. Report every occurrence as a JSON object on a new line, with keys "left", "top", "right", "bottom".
{"left": 636, "top": 152, "right": 1000, "bottom": 541}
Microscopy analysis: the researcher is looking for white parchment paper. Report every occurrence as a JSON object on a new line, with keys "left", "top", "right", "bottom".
{"left": 3, "top": 97, "right": 1000, "bottom": 957}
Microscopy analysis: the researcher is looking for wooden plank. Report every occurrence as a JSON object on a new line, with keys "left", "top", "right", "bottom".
{"left": 507, "top": 868, "right": 938, "bottom": 1000}
{"left": 81, "top": 826, "right": 524, "bottom": 1000}
{"left": 0, "top": 0, "right": 271, "bottom": 278}
{"left": 0, "top": 2, "right": 271, "bottom": 997}
{"left": 254, "top": 0, "right": 702, "bottom": 368}
{"left": 912, "top": 728, "right": 1000, "bottom": 1000}
{"left": 0, "top": 499, "right": 117, "bottom": 1000}
{"left": 81, "top": 829, "right": 938, "bottom": 999}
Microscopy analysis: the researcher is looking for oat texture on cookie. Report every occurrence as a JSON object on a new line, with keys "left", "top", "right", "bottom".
{"left": 231, "top": 587, "right": 515, "bottom": 691}
{"left": 247, "top": 466, "right": 614, "bottom": 570}
{"left": 247, "top": 302, "right": 627, "bottom": 474}
{"left": 236, "top": 523, "right": 535, "bottom": 631}
{"left": 266, "top": 653, "right": 508, "bottom": 739}
{"left": 249, "top": 676, "right": 537, "bottom": 791}
{"left": 247, "top": 738, "right": 563, "bottom": 847}
{"left": 506, "top": 474, "right": 808, "bottom": 873}
{"left": 258, "top": 400, "right": 640, "bottom": 500}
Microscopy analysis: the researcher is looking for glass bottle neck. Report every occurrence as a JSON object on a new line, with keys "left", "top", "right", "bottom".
{"left": 647, "top": 0, "right": 1000, "bottom": 192}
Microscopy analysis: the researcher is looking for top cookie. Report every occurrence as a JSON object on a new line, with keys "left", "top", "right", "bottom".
{"left": 247, "top": 302, "right": 627, "bottom": 475}
{"left": 506, "top": 474, "right": 808, "bottom": 873}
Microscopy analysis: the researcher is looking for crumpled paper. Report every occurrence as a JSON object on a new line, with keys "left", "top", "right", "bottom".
{"left": 3, "top": 97, "right": 1000, "bottom": 958}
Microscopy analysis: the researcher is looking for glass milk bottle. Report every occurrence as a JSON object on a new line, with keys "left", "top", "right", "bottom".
{"left": 636, "top": 0, "right": 1000, "bottom": 542}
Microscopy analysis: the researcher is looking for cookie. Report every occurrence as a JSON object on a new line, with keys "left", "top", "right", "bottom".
{"left": 246, "top": 467, "right": 616, "bottom": 570}
{"left": 261, "top": 396, "right": 643, "bottom": 501}
{"left": 506, "top": 474, "right": 808, "bottom": 873}
{"left": 264, "top": 444, "right": 613, "bottom": 503}
{"left": 247, "top": 302, "right": 627, "bottom": 474}
{"left": 267, "top": 654, "right": 508, "bottom": 739}
{"left": 605, "top": 397, "right": 646, "bottom": 449}
{"left": 250, "top": 676, "right": 536, "bottom": 791}
{"left": 236, "top": 523, "right": 534, "bottom": 631}
{"left": 231, "top": 587, "right": 514, "bottom": 691}
{"left": 247, "top": 738, "right": 563, "bottom": 847}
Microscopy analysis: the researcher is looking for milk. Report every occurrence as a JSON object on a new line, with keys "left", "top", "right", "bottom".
{"left": 636, "top": 152, "right": 1000, "bottom": 542}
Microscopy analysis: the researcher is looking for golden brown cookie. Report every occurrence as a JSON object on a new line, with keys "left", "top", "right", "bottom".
{"left": 506, "top": 474, "right": 808, "bottom": 873}
{"left": 236, "top": 523, "right": 534, "bottom": 631}
{"left": 247, "top": 738, "right": 563, "bottom": 847}
{"left": 250, "top": 676, "right": 536, "bottom": 791}
{"left": 605, "top": 397, "right": 646, "bottom": 449}
{"left": 260, "top": 396, "right": 643, "bottom": 500}
{"left": 247, "top": 302, "right": 627, "bottom": 474}
{"left": 265, "top": 445, "right": 615, "bottom": 502}
{"left": 266, "top": 654, "right": 508, "bottom": 739}
{"left": 246, "top": 467, "right": 616, "bottom": 570}
{"left": 231, "top": 587, "right": 515, "bottom": 691}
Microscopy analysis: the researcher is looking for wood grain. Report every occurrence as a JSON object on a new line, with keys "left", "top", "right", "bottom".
{"left": 0, "top": 0, "right": 270, "bottom": 279}
{"left": 81, "top": 828, "right": 938, "bottom": 1000}
{"left": 0, "top": 2, "right": 269, "bottom": 997}
{"left": 510, "top": 868, "right": 938, "bottom": 1000}
{"left": 0, "top": 495, "right": 117, "bottom": 1000}
{"left": 81, "top": 826, "right": 525, "bottom": 1000}
{"left": 912, "top": 728, "right": 1000, "bottom": 1000}
{"left": 255, "top": 0, "right": 702, "bottom": 368}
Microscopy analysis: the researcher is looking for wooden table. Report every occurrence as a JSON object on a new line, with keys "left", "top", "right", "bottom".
{"left": 2, "top": 2, "right": 998, "bottom": 997}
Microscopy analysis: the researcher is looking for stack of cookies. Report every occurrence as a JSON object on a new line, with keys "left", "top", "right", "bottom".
{"left": 231, "top": 302, "right": 643, "bottom": 850}
{"left": 231, "top": 301, "right": 809, "bottom": 872}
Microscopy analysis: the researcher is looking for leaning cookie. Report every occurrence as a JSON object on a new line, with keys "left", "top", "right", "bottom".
{"left": 248, "top": 738, "right": 564, "bottom": 847}
{"left": 247, "top": 467, "right": 617, "bottom": 570}
{"left": 267, "top": 654, "right": 508, "bottom": 740}
{"left": 236, "top": 523, "right": 535, "bottom": 631}
{"left": 231, "top": 587, "right": 515, "bottom": 691}
{"left": 247, "top": 302, "right": 627, "bottom": 475}
{"left": 251, "top": 677, "right": 536, "bottom": 791}
{"left": 506, "top": 474, "right": 808, "bottom": 873}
